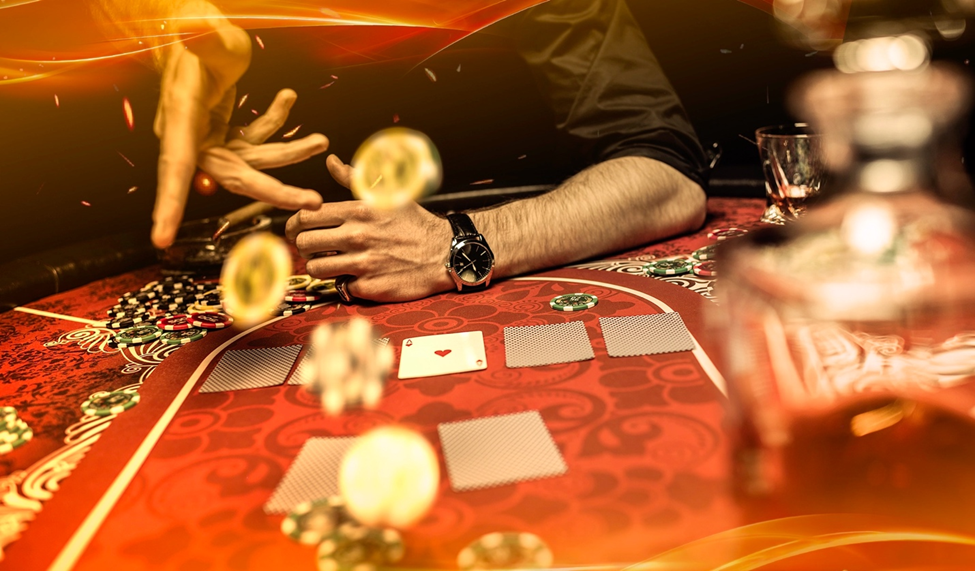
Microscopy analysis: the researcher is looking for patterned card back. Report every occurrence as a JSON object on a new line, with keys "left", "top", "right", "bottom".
{"left": 503, "top": 321, "right": 594, "bottom": 368}
{"left": 199, "top": 345, "right": 302, "bottom": 393}
{"left": 438, "top": 411, "right": 568, "bottom": 491}
{"left": 599, "top": 313, "right": 695, "bottom": 357}
{"left": 263, "top": 437, "right": 357, "bottom": 514}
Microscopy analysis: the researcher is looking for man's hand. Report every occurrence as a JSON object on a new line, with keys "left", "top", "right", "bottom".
{"left": 151, "top": 7, "right": 324, "bottom": 248}
{"left": 285, "top": 202, "right": 455, "bottom": 303}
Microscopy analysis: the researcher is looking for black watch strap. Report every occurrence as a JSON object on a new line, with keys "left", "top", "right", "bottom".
{"left": 447, "top": 213, "right": 478, "bottom": 238}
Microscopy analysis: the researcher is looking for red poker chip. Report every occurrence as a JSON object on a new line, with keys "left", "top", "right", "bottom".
{"left": 707, "top": 227, "right": 747, "bottom": 241}
{"left": 692, "top": 261, "right": 717, "bottom": 277}
{"left": 283, "top": 290, "right": 321, "bottom": 303}
{"left": 188, "top": 312, "right": 234, "bottom": 329}
{"left": 156, "top": 314, "right": 194, "bottom": 331}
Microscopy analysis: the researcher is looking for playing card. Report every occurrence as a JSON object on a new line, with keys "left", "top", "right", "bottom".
{"left": 438, "top": 410, "right": 568, "bottom": 491}
{"left": 599, "top": 313, "right": 695, "bottom": 357}
{"left": 199, "top": 345, "right": 302, "bottom": 393}
{"left": 264, "top": 437, "right": 356, "bottom": 514}
{"left": 503, "top": 321, "right": 594, "bottom": 368}
{"left": 398, "top": 331, "right": 487, "bottom": 379}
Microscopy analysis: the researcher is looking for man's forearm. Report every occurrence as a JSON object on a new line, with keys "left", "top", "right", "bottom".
{"left": 469, "top": 156, "right": 707, "bottom": 278}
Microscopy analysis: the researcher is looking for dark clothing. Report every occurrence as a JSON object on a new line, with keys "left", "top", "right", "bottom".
{"left": 498, "top": 0, "right": 710, "bottom": 189}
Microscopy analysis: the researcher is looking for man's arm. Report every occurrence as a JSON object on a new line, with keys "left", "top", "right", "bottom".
{"left": 286, "top": 156, "right": 705, "bottom": 302}
{"left": 473, "top": 156, "right": 706, "bottom": 280}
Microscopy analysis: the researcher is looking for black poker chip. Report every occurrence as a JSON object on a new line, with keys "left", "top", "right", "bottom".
{"left": 107, "top": 305, "right": 147, "bottom": 319}
{"left": 118, "top": 290, "right": 157, "bottom": 305}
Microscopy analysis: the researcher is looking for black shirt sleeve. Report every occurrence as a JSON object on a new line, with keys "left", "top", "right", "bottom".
{"left": 501, "top": 0, "right": 710, "bottom": 190}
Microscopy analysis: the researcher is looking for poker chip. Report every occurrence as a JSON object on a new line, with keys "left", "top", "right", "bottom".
{"left": 80, "top": 388, "right": 140, "bottom": 417}
{"left": 156, "top": 314, "right": 194, "bottom": 331}
{"left": 118, "top": 290, "right": 157, "bottom": 305}
{"left": 283, "top": 497, "right": 349, "bottom": 545}
{"left": 307, "top": 278, "right": 338, "bottom": 294}
{"left": 187, "top": 302, "right": 220, "bottom": 314}
{"left": 0, "top": 406, "right": 17, "bottom": 427}
{"left": 141, "top": 280, "right": 159, "bottom": 292}
{"left": 549, "top": 293, "right": 598, "bottom": 312}
{"left": 457, "top": 532, "right": 553, "bottom": 571}
{"left": 692, "top": 244, "right": 717, "bottom": 261}
{"left": 644, "top": 258, "right": 694, "bottom": 276}
{"left": 0, "top": 421, "right": 32, "bottom": 455}
{"left": 287, "top": 275, "right": 313, "bottom": 291}
{"left": 106, "top": 315, "right": 147, "bottom": 330}
{"left": 107, "top": 305, "right": 147, "bottom": 319}
{"left": 114, "top": 325, "right": 163, "bottom": 347}
{"left": 188, "top": 312, "right": 234, "bottom": 329}
{"left": 160, "top": 329, "right": 207, "bottom": 345}
{"left": 275, "top": 302, "right": 311, "bottom": 317}
{"left": 284, "top": 290, "right": 321, "bottom": 303}
{"left": 707, "top": 227, "right": 748, "bottom": 241}
{"left": 692, "top": 261, "right": 717, "bottom": 277}
{"left": 196, "top": 292, "right": 223, "bottom": 307}
{"left": 317, "top": 523, "right": 404, "bottom": 571}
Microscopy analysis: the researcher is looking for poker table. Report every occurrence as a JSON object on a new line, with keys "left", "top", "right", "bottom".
{"left": 0, "top": 196, "right": 936, "bottom": 570}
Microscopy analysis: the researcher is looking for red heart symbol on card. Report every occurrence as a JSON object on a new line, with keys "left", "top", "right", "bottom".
{"left": 434, "top": 349, "right": 452, "bottom": 357}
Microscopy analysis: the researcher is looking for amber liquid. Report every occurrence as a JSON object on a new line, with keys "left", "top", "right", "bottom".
{"left": 770, "top": 184, "right": 819, "bottom": 218}
{"left": 768, "top": 395, "right": 975, "bottom": 534}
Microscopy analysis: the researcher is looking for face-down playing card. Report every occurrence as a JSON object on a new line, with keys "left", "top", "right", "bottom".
{"left": 438, "top": 410, "right": 568, "bottom": 491}
{"left": 503, "top": 321, "right": 594, "bottom": 368}
{"left": 398, "top": 331, "right": 487, "bottom": 379}
{"left": 199, "top": 345, "right": 302, "bottom": 393}
{"left": 599, "top": 313, "right": 695, "bottom": 357}
{"left": 263, "top": 437, "right": 357, "bottom": 514}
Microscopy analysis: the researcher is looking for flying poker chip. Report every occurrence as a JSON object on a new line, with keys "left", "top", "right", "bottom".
{"left": 457, "top": 532, "right": 554, "bottom": 571}
{"left": 317, "top": 523, "right": 404, "bottom": 571}
{"left": 81, "top": 388, "right": 140, "bottom": 417}
{"left": 692, "top": 244, "right": 717, "bottom": 261}
{"left": 350, "top": 127, "right": 443, "bottom": 209}
{"left": 114, "top": 325, "right": 163, "bottom": 347}
{"left": 275, "top": 302, "right": 311, "bottom": 317}
{"left": 644, "top": 258, "right": 694, "bottom": 276}
{"left": 284, "top": 290, "right": 321, "bottom": 303}
{"left": 282, "top": 497, "right": 349, "bottom": 545}
{"left": 287, "top": 275, "right": 313, "bottom": 291}
{"left": 707, "top": 227, "right": 748, "bottom": 241}
{"left": 188, "top": 312, "right": 234, "bottom": 329}
{"left": 156, "top": 314, "right": 194, "bottom": 331}
{"left": 160, "top": 328, "right": 207, "bottom": 345}
{"left": 549, "top": 293, "right": 598, "bottom": 312}
{"left": 692, "top": 261, "right": 718, "bottom": 277}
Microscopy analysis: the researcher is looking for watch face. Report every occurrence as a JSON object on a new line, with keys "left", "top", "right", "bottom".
{"left": 451, "top": 241, "right": 494, "bottom": 285}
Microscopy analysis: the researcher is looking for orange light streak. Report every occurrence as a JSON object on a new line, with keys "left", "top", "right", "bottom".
{"left": 122, "top": 97, "right": 134, "bottom": 131}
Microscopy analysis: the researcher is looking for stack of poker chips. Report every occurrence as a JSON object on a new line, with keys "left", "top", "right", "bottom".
{"left": 106, "top": 276, "right": 230, "bottom": 349}
{"left": 276, "top": 275, "right": 339, "bottom": 318}
{"left": 280, "top": 496, "right": 404, "bottom": 571}
{"left": 0, "top": 407, "right": 33, "bottom": 455}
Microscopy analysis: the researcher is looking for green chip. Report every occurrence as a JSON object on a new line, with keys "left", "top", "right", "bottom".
{"left": 0, "top": 418, "right": 30, "bottom": 443}
{"left": 644, "top": 258, "right": 694, "bottom": 276}
{"left": 692, "top": 244, "right": 717, "bottom": 261}
{"left": 549, "top": 293, "right": 598, "bottom": 312}
{"left": 0, "top": 427, "right": 32, "bottom": 455}
{"left": 115, "top": 325, "right": 162, "bottom": 346}
{"left": 317, "top": 523, "right": 404, "bottom": 571}
{"left": 457, "top": 532, "right": 554, "bottom": 571}
{"left": 283, "top": 496, "right": 349, "bottom": 545}
{"left": 81, "top": 389, "right": 140, "bottom": 417}
{"left": 160, "top": 328, "right": 207, "bottom": 346}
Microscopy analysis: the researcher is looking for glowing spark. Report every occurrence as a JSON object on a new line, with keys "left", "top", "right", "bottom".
{"left": 255, "top": 35, "right": 265, "bottom": 49}
{"left": 370, "top": 174, "right": 383, "bottom": 189}
{"left": 424, "top": 68, "right": 437, "bottom": 82}
{"left": 81, "top": 200, "right": 91, "bottom": 207}
{"left": 237, "top": 94, "right": 248, "bottom": 109}
{"left": 470, "top": 179, "right": 494, "bottom": 185}
{"left": 457, "top": 64, "right": 462, "bottom": 72}
{"left": 393, "top": 114, "right": 399, "bottom": 123}
{"left": 117, "top": 151, "right": 135, "bottom": 167}
{"left": 251, "top": 109, "right": 259, "bottom": 115}
{"left": 517, "top": 154, "right": 527, "bottom": 160}
{"left": 127, "top": 186, "right": 138, "bottom": 194}
{"left": 54, "top": 94, "right": 59, "bottom": 107}
{"left": 282, "top": 124, "right": 302, "bottom": 139}
{"left": 122, "top": 97, "right": 134, "bottom": 131}
{"left": 331, "top": 74, "right": 338, "bottom": 79}
{"left": 36, "top": 183, "right": 44, "bottom": 195}
{"left": 720, "top": 49, "right": 732, "bottom": 54}
{"left": 319, "top": 81, "right": 335, "bottom": 89}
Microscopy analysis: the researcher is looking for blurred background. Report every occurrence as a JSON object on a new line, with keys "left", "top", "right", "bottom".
{"left": 0, "top": 0, "right": 972, "bottom": 264}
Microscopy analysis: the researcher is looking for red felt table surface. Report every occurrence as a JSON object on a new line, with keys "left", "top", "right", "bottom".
{"left": 0, "top": 198, "right": 766, "bottom": 570}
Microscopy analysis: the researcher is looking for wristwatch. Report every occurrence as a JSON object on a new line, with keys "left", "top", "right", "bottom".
{"left": 445, "top": 213, "right": 495, "bottom": 292}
